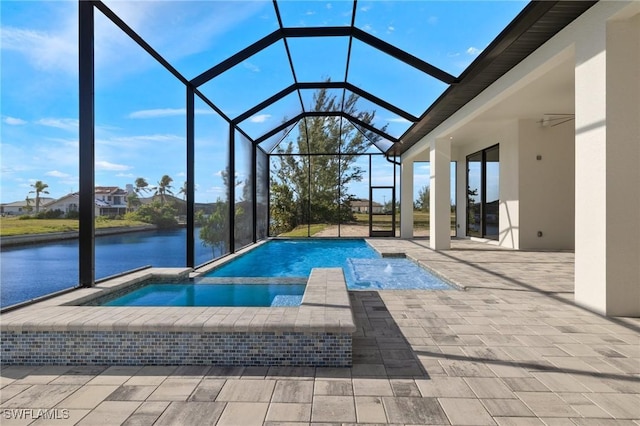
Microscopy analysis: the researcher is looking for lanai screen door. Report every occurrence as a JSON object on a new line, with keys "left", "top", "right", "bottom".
{"left": 369, "top": 186, "right": 395, "bottom": 237}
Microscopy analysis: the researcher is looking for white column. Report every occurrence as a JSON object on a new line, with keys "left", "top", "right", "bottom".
{"left": 454, "top": 152, "right": 467, "bottom": 238}
{"left": 400, "top": 161, "right": 414, "bottom": 238}
{"left": 574, "top": 13, "right": 640, "bottom": 316}
{"left": 429, "top": 138, "right": 451, "bottom": 250}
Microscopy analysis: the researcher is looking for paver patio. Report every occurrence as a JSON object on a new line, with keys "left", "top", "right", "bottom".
{"left": 1, "top": 239, "right": 638, "bottom": 425}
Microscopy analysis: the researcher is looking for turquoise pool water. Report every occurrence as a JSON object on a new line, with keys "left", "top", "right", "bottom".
{"left": 100, "top": 283, "right": 305, "bottom": 307}
{"left": 207, "top": 239, "right": 453, "bottom": 291}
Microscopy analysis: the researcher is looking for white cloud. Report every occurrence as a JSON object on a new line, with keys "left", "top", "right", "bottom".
{"left": 102, "top": 1, "right": 269, "bottom": 68}
{"left": 250, "top": 114, "right": 271, "bottom": 123}
{"left": 467, "top": 47, "right": 481, "bottom": 56}
{"left": 116, "top": 173, "right": 136, "bottom": 178}
{"left": 243, "top": 62, "right": 260, "bottom": 73}
{"left": 37, "top": 118, "right": 78, "bottom": 131}
{"left": 387, "top": 26, "right": 395, "bottom": 32}
{"left": 428, "top": 16, "right": 438, "bottom": 25}
{"left": 98, "top": 134, "right": 183, "bottom": 148}
{"left": 128, "top": 108, "right": 217, "bottom": 119}
{"left": 326, "top": 3, "right": 333, "bottom": 10}
{"left": 45, "top": 170, "right": 72, "bottom": 178}
{"left": 360, "top": 6, "right": 371, "bottom": 12}
{"left": 3, "top": 116, "right": 27, "bottom": 125}
{"left": 1, "top": 24, "right": 77, "bottom": 74}
{"left": 128, "top": 108, "right": 185, "bottom": 119}
{"left": 387, "top": 117, "right": 410, "bottom": 123}
{"left": 95, "top": 161, "right": 132, "bottom": 172}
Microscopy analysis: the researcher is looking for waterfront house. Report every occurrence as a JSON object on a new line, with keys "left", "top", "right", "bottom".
{"left": 0, "top": 198, "right": 55, "bottom": 216}
{"left": 350, "top": 199, "right": 383, "bottom": 214}
{"left": 45, "top": 188, "right": 129, "bottom": 217}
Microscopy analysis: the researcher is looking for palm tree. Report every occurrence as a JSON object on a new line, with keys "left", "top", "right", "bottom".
{"left": 134, "top": 177, "right": 150, "bottom": 195}
{"left": 29, "top": 180, "right": 49, "bottom": 213}
{"left": 154, "top": 175, "right": 174, "bottom": 204}
{"left": 24, "top": 196, "right": 33, "bottom": 213}
{"left": 178, "top": 181, "right": 188, "bottom": 200}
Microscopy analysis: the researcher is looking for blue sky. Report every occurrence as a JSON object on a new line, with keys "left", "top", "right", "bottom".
{"left": 1, "top": 0, "right": 527, "bottom": 205}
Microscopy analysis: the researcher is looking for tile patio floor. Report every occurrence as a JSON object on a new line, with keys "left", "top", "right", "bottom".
{"left": 1, "top": 239, "right": 639, "bottom": 425}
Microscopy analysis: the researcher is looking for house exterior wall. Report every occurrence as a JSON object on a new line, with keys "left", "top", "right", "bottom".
{"left": 1, "top": 205, "right": 26, "bottom": 215}
{"left": 403, "top": 0, "right": 639, "bottom": 316}
{"left": 518, "top": 119, "right": 575, "bottom": 250}
{"left": 46, "top": 197, "right": 100, "bottom": 217}
{"left": 451, "top": 122, "right": 519, "bottom": 249}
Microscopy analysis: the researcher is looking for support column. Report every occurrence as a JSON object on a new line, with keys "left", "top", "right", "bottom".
{"left": 400, "top": 160, "right": 414, "bottom": 238}
{"left": 186, "top": 86, "right": 195, "bottom": 267}
{"left": 79, "top": 0, "right": 95, "bottom": 287}
{"left": 574, "top": 12, "right": 640, "bottom": 316}
{"left": 455, "top": 151, "right": 467, "bottom": 239}
{"left": 430, "top": 138, "right": 451, "bottom": 250}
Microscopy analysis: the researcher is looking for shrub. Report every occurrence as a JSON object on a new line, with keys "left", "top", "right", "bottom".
{"left": 36, "top": 209, "right": 63, "bottom": 219}
{"left": 65, "top": 210, "right": 80, "bottom": 219}
{"left": 127, "top": 201, "right": 177, "bottom": 228}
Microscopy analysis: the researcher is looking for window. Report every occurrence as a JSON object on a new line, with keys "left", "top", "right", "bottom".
{"left": 466, "top": 145, "right": 499, "bottom": 240}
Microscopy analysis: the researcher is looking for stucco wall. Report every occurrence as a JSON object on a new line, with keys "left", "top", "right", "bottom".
{"left": 518, "top": 119, "right": 575, "bottom": 250}
{"left": 452, "top": 121, "right": 520, "bottom": 249}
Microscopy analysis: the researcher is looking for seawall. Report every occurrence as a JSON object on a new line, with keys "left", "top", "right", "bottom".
{"left": 0, "top": 225, "right": 158, "bottom": 248}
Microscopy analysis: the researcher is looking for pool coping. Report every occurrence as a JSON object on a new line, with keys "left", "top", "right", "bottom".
{"left": 0, "top": 267, "right": 356, "bottom": 334}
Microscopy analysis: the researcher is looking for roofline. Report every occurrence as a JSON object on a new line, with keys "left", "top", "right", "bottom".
{"left": 392, "top": 0, "right": 597, "bottom": 156}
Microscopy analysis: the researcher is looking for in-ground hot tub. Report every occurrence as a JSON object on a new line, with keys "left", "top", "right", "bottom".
{"left": 0, "top": 266, "right": 355, "bottom": 366}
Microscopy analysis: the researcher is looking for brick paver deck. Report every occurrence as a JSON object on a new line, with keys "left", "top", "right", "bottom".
{"left": 1, "top": 239, "right": 638, "bottom": 425}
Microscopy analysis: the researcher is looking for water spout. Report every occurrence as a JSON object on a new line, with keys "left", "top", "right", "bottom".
{"left": 384, "top": 263, "right": 393, "bottom": 274}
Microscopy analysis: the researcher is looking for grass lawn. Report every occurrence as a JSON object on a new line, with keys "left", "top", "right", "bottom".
{"left": 279, "top": 223, "right": 328, "bottom": 237}
{"left": 353, "top": 212, "right": 431, "bottom": 228}
{"left": 0, "top": 217, "right": 150, "bottom": 237}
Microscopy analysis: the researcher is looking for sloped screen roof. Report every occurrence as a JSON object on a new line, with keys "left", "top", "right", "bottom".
{"left": 97, "top": 0, "right": 594, "bottom": 156}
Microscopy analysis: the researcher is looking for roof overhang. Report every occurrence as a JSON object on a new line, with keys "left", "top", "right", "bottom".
{"left": 391, "top": 0, "right": 597, "bottom": 156}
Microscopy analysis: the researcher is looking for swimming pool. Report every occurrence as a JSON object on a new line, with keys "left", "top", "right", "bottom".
{"left": 97, "top": 283, "right": 305, "bottom": 307}
{"left": 205, "top": 239, "right": 453, "bottom": 290}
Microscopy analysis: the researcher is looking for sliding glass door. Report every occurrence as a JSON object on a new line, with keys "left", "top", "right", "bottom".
{"left": 466, "top": 152, "right": 483, "bottom": 237}
{"left": 466, "top": 145, "right": 499, "bottom": 240}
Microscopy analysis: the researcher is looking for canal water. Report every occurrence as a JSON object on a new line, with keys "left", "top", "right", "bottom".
{"left": 0, "top": 228, "right": 217, "bottom": 307}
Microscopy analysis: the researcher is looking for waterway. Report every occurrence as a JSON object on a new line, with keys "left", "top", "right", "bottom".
{"left": 0, "top": 228, "right": 218, "bottom": 308}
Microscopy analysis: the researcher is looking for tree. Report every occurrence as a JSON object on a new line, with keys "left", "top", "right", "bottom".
{"left": 134, "top": 177, "right": 150, "bottom": 195}
{"left": 198, "top": 199, "right": 229, "bottom": 257}
{"left": 154, "top": 175, "right": 174, "bottom": 204}
{"left": 24, "top": 196, "right": 33, "bottom": 213}
{"left": 198, "top": 167, "right": 251, "bottom": 255}
{"left": 270, "top": 85, "right": 384, "bottom": 233}
{"left": 29, "top": 180, "right": 49, "bottom": 213}
{"left": 126, "top": 201, "right": 177, "bottom": 228}
{"left": 415, "top": 185, "right": 430, "bottom": 212}
{"left": 126, "top": 192, "right": 140, "bottom": 212}
{"left": 178, "top": 181, "right": 188, "bottom": 200}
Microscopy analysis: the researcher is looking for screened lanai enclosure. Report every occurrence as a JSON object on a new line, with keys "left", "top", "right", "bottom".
{"left": 75, "top": 0, "right": 579, "bottom": 287}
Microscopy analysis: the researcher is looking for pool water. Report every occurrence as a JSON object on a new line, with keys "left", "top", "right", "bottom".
{"left": 100, "top": 283, "right": 305, "bottom": 307}
{"left": 347, "top": 258, "right": 452, "bottom": 290}
{"left": 207, "top": 239, "right": 453, "bottom": 291}
{"left": 209, "top": 239, "right": 378, "bottom": 278}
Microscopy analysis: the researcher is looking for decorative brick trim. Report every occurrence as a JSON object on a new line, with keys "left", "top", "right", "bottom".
{"left": 1, "top": 331, "right": 351, "bottom": 366}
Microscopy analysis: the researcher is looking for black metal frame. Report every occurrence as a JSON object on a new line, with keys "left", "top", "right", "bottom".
{"left": 77, "top": 0, "right": 592, "bottom": 286}
{"left": 78, "top": 0, "right": 95, "bottom": 288}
